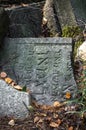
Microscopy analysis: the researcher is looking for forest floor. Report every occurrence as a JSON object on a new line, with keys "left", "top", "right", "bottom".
{"left": 0, "top": 100, "right": 86, "bottom": 130}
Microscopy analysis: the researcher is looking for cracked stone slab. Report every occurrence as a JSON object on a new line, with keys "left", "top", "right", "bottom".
{"left": 0, "top": 37, "right": 77, "bottom": 104}
{"left": 0, "top": 80, "right": 30, "bottom": 119}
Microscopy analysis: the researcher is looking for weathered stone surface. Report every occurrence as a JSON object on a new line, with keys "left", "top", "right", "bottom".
{"left": 43, "top": 0, "right": 61, "bottom": 36}
{"left": 0, "top": 7, "right": 9, "bottom": 45}
{"left": 76, "top": 41, "right": 86, "bottom": 61}
{"left": 6, "top": 5, "right": 42, "bottom": 37}
{"left": 0, "top": 80, "right": 30, "bottom": 119}
{"left": 70, "top": 0, "right": 86, "bottom": 24}
{"left": 0, "top": 37, "right": 77, "bottom": 104}
{"left": 53, "top": 0, "right": 77, "bottom": 28}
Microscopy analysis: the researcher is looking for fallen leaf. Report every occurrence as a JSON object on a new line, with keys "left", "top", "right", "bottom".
{"left": 13, "top": 85, "right": 22, "bottom": 90}
{"left": 0, "top": 72, "right": 7, "bottom": 78}
{"left": 65, "top": 92, "right": 71, "bottom": 99}
{"left": 8, "top": 119, "right": 15, "bottom": 126}
{"left": 40, "top": 113, "right": 47, "bottom": 117}
{"left": 56, "top": 119, "right": 61, "bottom": 125}
{"left": 21, "top": 3, "right": 28, "bottom": 7}
{"left": 46, "top": 117, "right": 51, "bottom": 121}
{"left": 37, "top": 118, "right": 43, "bottom": 123}
{"left": 11, "top": 81, "right": 17, "bottom": 87}
{"left": 50, "top": 122, "right": 59, "bottom": 128}
{"left": 5, "top": 77, "right": 13, "bottom": 84}
{"left": 68, "top": 126, "right": 73, "bottom": 130}
{"left": 41, "top": 105, "right": 51, "bottom": 110}
{"left": 53, "top": 113, "right": 58, "bottom": 119}
{"left": 53, "top": 101, "right": 61, "bottom": 107}
{"left": 34, "top": 116, "right": 40, "bottom": 123}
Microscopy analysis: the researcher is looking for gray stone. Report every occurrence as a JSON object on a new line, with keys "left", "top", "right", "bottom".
{"left": 6, "top": 6, "right": 42, "bottom": 37}
{"left": 0, "top": 80, "right": 30, "bottom": 119}
{"left": 0, "top": 37, "right": 77, "bottom": 104}
{"left": 0, "top": 7, "right": 9, "bottom": 45}
{"left": 53, "top": 0, "right": 77, "bottom": 28}
{"left": 43, "top": 0, "right": 61, "bottom": 36}
{"left": 70, "top": 0, "right": 86, "bottom": 24}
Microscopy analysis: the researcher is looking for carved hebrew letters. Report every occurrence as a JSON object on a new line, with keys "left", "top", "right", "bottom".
{"left": 0, "top": 38, "right": 77, "bottom": 104}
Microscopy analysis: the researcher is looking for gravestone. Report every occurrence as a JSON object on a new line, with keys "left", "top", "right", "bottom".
{"left": 5, "top": 5, "right": 43, "bottom": 38}
{"left": 53, "top": 0, "right": 77, "bottom": 28}
{"left": 0, "top": 37, "right": 77, "bottom": 104}
{"left": 0, "top": 80, "right": 30, "bottom": 119}
{"left": 70, "top": 0, "right": 86, "bottom": 23}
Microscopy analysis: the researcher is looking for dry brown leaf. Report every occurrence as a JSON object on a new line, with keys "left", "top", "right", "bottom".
{"left": 53, "top": 101, "right": 61, "bottom": 107}
{"left": 8, "top": 119, "right": 15, "bottom": 126}
{"left": 38, "top": 119, "right": 43, "bottom": 124}
{"left": 40, "top": 113, "right": 47, "bottom": 117}
{"left": 0, "top": 72, "right": 7, "bottom": 79}
{"left": 41, "top": 105, "right": 51, "bottom": 110}
{"left": 21, "top": 3, "right": 28, "bottom": 7}
{"left": 50, "top": 122, "right": 59, "bottom": 128}
{"left": 68, "top": 126, "right": 73, "bottom": 130}
{"left": 53, "top": 113, "right": 59, "bottom": 119}
{"left": 5, "top": 77, "right": 13, "bottom": 84}
{"left": 34, "top": 116, "right": 40, "bottom": 123}
{"left": 46, "top": 117, "right": 51, "bottom": 121}
{"left": 65, "top": 92, "right": 71, "bottom": 99}
{"left": 11, "top": 81, "right": 17, "bottom": 87}
{"left": 56, "top": 119, "right": 61, "bottom": 125}
{"left": 27, "top": 88, "right": 31, "bottom": 94}
{"left": 13, "top": 85, "right": 22, "bottom": 90}
{"left": 31, "top": 100, "right": 39, "bottom": 108}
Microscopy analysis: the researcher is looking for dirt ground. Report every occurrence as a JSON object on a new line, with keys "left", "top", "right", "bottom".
{"left": 0, "top": 104, "right": 85, "bottom": 130}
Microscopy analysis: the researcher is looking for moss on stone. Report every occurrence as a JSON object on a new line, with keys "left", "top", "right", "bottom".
{"left": 62, "top": 26, "right": 84, "bottom": 58}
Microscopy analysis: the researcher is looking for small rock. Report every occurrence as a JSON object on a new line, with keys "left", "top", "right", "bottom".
{"left": 76, "top": 41, "right": 86, "bottom": 61}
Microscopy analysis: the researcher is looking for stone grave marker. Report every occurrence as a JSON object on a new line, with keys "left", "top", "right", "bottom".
{"left": 5, "top": 5, "right": 43, "bottom": 38}
{"left": 0, "top": 80, "right": 30, "bottom": 119}
{"left": 0, "top": 37, "right": 77, "bottom": 104}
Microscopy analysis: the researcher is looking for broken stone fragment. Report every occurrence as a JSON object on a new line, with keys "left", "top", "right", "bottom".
{"left": 0, "top": 80, "right": 30, "bottom": 119}
{"left": 0, "top": 7, "right": 9, "bottom": 45}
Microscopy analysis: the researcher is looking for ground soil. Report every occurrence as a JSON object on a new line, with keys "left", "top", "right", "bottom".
{"left": 0, "top": 104, "right": 86, "bottom": 130}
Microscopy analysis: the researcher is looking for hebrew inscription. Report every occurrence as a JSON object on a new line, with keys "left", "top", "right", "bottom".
{"left": 0, "top": 38, "right": 77, "bottom": 104}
